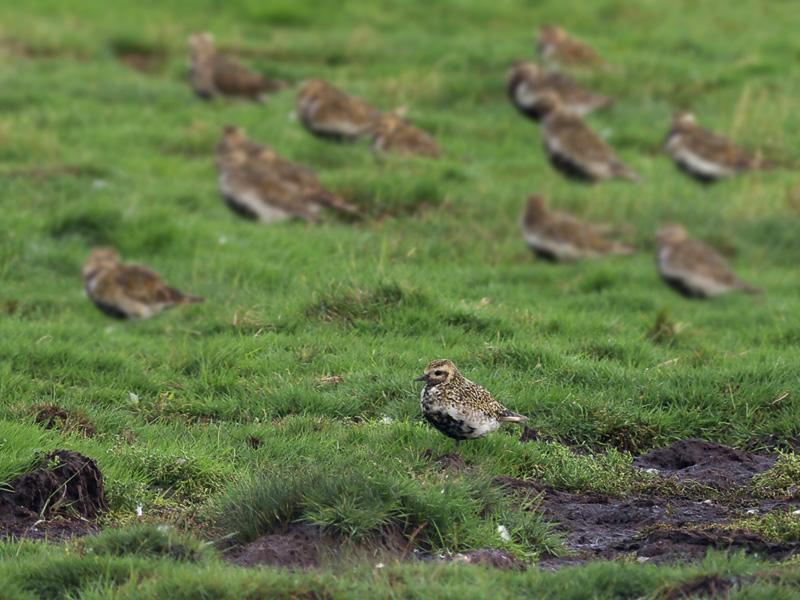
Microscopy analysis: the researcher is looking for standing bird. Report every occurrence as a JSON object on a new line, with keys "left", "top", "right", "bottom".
{"left": 82, "top": 248, "right": 203, "bottom": 319}
{"left": 655, "top": 225, "right": 761, "bottom": 298}
{"left": 415, "top": 360, "right": 528, "bottom": 443}
{"left": 215, "top": 126, "right": 358, "bottom": 223}
{"left": 664, "top": 111, "right": 770, "bottom": 183}
{"left": 536, "top": 25, "right": 603, "bottom": 69}
{"left": 521, "top": 195, "right": 633, "bottom": 261}
{"left": 507, "top": 61, "right": 612, "bottom": 121}
{"left": 188, "top": 33, "right": 283, "bottom": 101}
{"left": 296, "top": 79, "right": 382, "bottom": 142}
{"left": 371, "top": 113, "right": 440, "bottom": 157}
{"left": 538, "top": 93, "right": 639, "bottom": 183}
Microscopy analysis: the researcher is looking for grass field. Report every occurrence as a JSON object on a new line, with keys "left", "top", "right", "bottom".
{"left": 2, "top": 0, "right": 800, "bottom": 597}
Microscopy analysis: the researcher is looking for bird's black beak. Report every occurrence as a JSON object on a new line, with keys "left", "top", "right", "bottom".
{"left": 414, "top": 374, "right": 428, "bottom": 382}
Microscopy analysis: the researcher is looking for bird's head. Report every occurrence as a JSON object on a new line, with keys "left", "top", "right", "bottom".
{"left": 522, "top": 194, "right": 549, "bottom": 226}
{"left": 534, "top": 90, "right": 561, "bottom": 116}
{"left": 82, "top": 247, "right": 120, "bottom": 279}
{"left": 656, "top": 224, "right": 688, "bottom": 246}
{"left": 538, "top": 24, "right": 566, "bottom": 44}
{"left": 188, "top": 32, "right": 214, "bottom": 55}
{"left": 672, "top": 111, "right": 697, "bottom": 129}
{"left": 508, "top": 60, "right": 541, "bottom": 81}
{"left": 415, "top": 359, "right": 459, "bottom": 385}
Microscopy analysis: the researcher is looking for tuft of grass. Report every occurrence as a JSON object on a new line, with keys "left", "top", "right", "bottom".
{"left": 82, "top": 525, "right": 213, "bottom": 562}
{"left": 752, "top": 453, "right": 800, "bottom": 499}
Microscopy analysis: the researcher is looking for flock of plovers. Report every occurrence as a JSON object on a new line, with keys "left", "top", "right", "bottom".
{"left": 80, "top": 26, "right": 774, "bottom": 443}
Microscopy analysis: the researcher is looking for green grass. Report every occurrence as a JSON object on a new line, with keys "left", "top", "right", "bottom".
{"left": 1, "top": 0, "right": 800, "bottom": 595}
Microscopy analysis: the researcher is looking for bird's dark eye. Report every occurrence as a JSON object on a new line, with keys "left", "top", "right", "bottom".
{"left": 434, "top": 370, "right": 445, "bottom": 376}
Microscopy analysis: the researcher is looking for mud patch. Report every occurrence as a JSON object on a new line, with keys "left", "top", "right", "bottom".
{"left": 226, "top": 523, "right": 407, "bottom": 569}
{"left": 633, "top": 439, "right": 775, "bottom": 488}
{"left": 496, "top": 439, "right": 800, "bottom": 569}
{"left": 109, "top": 39, "right": 168, "bottom": 73}
{"left": 0, "top": 450, "right": 106, "bottom": 540}
{"left": 32, "top": 404, "right": 95, "bottom": 437}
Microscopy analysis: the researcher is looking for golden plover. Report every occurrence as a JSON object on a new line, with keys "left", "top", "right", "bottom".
{"left": 507, "top": 61, "right": 612, "bottom": 121}
{"left": 371, "top": 113, "right": 439, "bottom": 157}
{"left": 188, "top": 33, "right": 283, "bottom": 101}
{"left": 82, "top": 248, "right": 203, "bottom": 319}
{"left": 664, "top": 111, "right": 770, "bottom": 183}
{"left": 521, "top": 194, "right": 633, "bottom": 261}
{"left": 215, "top": 125, "right": 358, "bottom": 223}
{"left": 656, "top": 225, "right": 761, "bottom": 298}
{"left": 536, "top": 25, "right": 603, "bottom": 69}
{"left": 416, "top": 359, "right": 528, "bottom": 443}
{"left": 296, "top": 79, "right": 382, "bottom": 142}
{"left": 538, "top": 93, "right": 638, "bottom": 183}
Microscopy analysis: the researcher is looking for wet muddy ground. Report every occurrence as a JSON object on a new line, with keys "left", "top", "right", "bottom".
{"left": 3, "top": 440, "right": 799, "bottom": 571}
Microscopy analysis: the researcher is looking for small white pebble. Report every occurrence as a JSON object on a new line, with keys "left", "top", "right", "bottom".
{"left": 92, "top": 179, "right": 107, "bottom": 189}
{"left": 636, "top": 556, "right": 650, "bottom": 563}
{"left": 702, "top": 499, "right": 713, "bottom": 505}
{"left": 746, "top": 509, "right": 758, "bottom": 516}
{"left": 792, "top": 509, "right": 800, "bottom": 515}
{"left": 381, "top": 415, "right": 393, "bottom": 424}
{"left": 375, "top": 562, "right": 385, "bottom": 569}
{"left": 135, "top": 505, "right": 143, "bottom": 517}
{"left": 128, "top": 392, "right": 139, "bottom": 404}
{"left": 645, "top": 468, "right": 659, "bottom": 475}
{"left": 497, "top": 525, "right": 511, "bottom": 542}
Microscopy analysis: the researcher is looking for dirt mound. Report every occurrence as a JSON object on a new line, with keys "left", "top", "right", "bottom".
{"left": 229, "top": 524, "right": 324, "bottom": 569}
{"left": 227, "top": 523, "right": 407, "bottom": 569}
{"left": 633, "top": 439, "right": 775, "bottom": 487}
{"left": 0, "top": 450, "right": 106, "bottom": 540}
{"left": 33, "top": 404, "right": 95, "bottom": 437}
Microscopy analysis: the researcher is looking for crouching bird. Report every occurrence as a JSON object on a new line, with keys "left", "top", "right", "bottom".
{"left": 82, "top": 248, "right": 203, "bottom": 319}
{"left": 415, "top": 359, "right": 528, "bottom": 444}
{"left": 655, "top": 225, "right": 761, "bottom": 299}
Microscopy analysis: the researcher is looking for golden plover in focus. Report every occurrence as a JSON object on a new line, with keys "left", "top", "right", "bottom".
{"left": 296, "top": 79, "right": 382, "bottom": 142}
{"left": 664, "top": 111, "right": 770, "bottom": 183}
{"left": 416, "top": 359, "right": 528, "bottom": 443}
{"left": 655, "top": 225, "right": 761, "bottom": 298}
{"left": 188, "top": 33, "right": 283, "bottom": 101}
{"left": 536, "top": 25, "right": 603, "bottom": 69}
{"left": 507, "top": 61, "right": 612, "bottom": 121}
{"left": 371, "top": 113, "right": 440, "bottom": 157}
{"left": 82, "top": 248, "right": 203, "bottom": 319}
{"left": 521, "top": 195, "right": 633, "bottom": 261}
{"left": 215, "top": 125, "right": 358, "bottom": 223}
{"left": 538, "top": 93, "right": 639, "bottom": 183}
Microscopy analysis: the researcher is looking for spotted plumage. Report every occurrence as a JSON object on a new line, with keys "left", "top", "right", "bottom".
{"left": 538, "top": 93, "right": 639, "bottom": 183}
{"left": 371, "top": 113, "right": 439, "bottom": 157}
{"left": 521, "top": 195, "right": 633, "bottom": 261}
{"left": 656, "top": 225, "right": 761, "bottom": 299}
{"left": 664, "top": 112, "right": 770, "bottom": 183}
{"left": 507, "top": 61, "right": 612, "bottom": 121}
{"left": 215, "top": 126, "right": 359, "bottom": 223}
{"left": 188, "top": 33, "right": 283, "bottom": 101}
{"left": 296, "top": 79, "right": 382, "bottom": 142}
{"left": 82, "top": 248, "right": 203, "bottom": 319}
{"left": 416, "top": 360, "right": 528, "bottom": 442}
{"left": 536, "top": 25, "right": 603, "bottom": 69}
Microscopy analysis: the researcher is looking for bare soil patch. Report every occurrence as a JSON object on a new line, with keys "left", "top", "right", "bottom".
{"left": 32, "top": 404, "right": 95, "bottom": 437}
{"left": 497, "top": 439, "right": 799, "bottom": 569}
{"left": 0, "top": 450, "right": 106, "bottom": 541}
{"left": 225, "top": 523, "right": 407, "bottom": 569}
